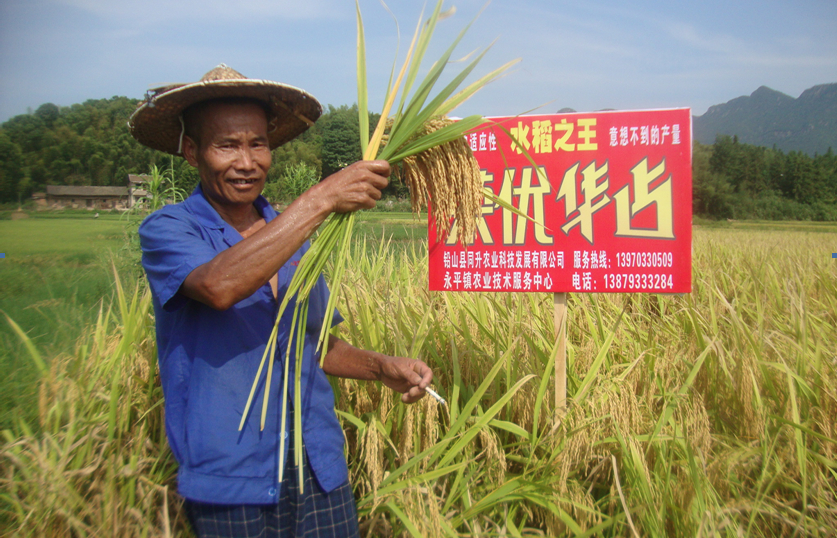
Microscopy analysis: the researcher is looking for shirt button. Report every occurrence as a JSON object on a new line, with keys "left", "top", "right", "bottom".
{"left": 268, "top": 487, "right": 277, "bottom": 496}
{"left": 283, "top": 431, "right": 289, "bottom": 440}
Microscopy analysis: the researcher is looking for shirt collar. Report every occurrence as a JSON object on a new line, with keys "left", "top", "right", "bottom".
{"left": 184, "top": 184, "right": 278, "bottom": 230}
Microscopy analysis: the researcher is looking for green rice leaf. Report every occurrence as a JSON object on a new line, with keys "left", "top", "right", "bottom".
{"left": 356, "top": 1, "right": 368, "bottom": 155}
{"left": 645, "top": 340, "right": 713, "bottom": 453}
{"left": 259, "top": 325, "right": 279, "bottom": 431}
{"left": 386, "top": 502, "right": 424, "bottom": 538}
{"left": 392, "top": 3, "right": 439, "bottom": 127}
{"left": 388, "top": 8, "right": 476, "bottom": 146}
{"left": 4, "top": 313, "right": 47, "bottom": 375}
{"left": 573, "top": 308, "right": 624, "bottom": 404}
{"left": 437, "top": 373, "right": 535, "bottom": 468}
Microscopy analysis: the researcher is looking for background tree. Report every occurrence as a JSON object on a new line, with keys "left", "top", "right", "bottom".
{"left": 34, "top": 103, "right": 59, "bottom": 129}
{"left": 0, "top": 131, "right": 25, "bottom": 203}
{"left": 320, "top": 104, "right": 362, "bottom": 177}
{"left": 692, "top": 142, "right": 733, "bottom": 218}
{"left": 2, "top": 95, "right": 834, "bottom": 216}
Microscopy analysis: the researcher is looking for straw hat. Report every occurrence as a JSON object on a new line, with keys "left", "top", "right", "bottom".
{"left": 128, "top": 64, "right": 322, "bottom": 155}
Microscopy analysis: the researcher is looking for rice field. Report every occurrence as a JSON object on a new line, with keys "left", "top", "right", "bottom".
{"left": 0, "top": 214, "right": 136, "bottom": 430}
{"left": 1, "top": 221, "right": 836, "bottom": 537}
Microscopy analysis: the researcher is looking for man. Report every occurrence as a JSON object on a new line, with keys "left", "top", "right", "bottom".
{"left": 130, "top": 65, "right": 432, "bottom": 537}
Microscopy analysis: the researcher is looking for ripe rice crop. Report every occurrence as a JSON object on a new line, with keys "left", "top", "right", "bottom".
{"left": 2, "top": 225, "right": 836, "bottom": 537}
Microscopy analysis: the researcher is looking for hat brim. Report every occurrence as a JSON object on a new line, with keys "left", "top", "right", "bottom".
{"left": 128, "top": 79, "right": 322, "bottom": 155}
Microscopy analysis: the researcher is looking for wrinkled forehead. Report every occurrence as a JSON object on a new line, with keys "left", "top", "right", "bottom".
{"left": 185, "top": 98, "right": 272, "bottom": 138}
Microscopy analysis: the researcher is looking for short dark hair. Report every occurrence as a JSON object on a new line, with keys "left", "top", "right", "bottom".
{"left": 182, "top": 97, "right": 273, "bottom": 147}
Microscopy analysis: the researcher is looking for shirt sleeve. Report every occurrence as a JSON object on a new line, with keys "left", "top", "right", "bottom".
{"left": 139, "top": 210, "right": 219, "bottom": 312}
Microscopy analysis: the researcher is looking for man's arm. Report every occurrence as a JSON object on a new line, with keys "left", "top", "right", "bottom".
{"left": 181, "top": 161, "right": 390, "bottom": 310}
{"left": 322, "top": 336, "right": 433, "bottom": 404}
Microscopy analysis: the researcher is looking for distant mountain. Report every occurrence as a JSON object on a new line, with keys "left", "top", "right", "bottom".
{"left": 693, "top": 83, "right": 837, "bottom": 155}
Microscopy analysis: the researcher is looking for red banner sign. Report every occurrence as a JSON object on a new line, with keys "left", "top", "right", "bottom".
{"left": 428, "top": 108, "right": 692, "bottom": 293}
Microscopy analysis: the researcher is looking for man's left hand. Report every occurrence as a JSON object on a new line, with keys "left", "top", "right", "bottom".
{"left": 322, "top": 337, "right": 433, "bottom": 403}
{"left": 379, "top": 356, "right": 433, "bottom": 404}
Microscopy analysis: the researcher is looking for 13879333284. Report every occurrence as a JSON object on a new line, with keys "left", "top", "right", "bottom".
{"left": 603, "top": 272, "right": 674, "bottom": 290}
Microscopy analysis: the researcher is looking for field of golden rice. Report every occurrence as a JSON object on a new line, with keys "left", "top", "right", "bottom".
{"left": 2, "top": 220, "right": 836, "bottom": 537}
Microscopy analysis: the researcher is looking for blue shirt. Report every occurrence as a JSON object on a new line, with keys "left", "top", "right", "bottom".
{"left": 139, "top": 185, "right": 348, "bottom": 504}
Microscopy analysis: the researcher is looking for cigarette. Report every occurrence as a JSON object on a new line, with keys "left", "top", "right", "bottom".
{"left": 425, "top": 387, "right": 446, "bottom": 405}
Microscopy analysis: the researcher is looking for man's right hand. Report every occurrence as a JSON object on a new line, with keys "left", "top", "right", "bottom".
{"left": 309, "top": 160, "right": 391, "bottom": 214}
{"left": 181, "top": 160, "right": 391, "bottom": 311}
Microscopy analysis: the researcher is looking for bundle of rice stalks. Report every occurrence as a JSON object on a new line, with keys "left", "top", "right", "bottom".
{"left": 240, "top": 0, "right": 519, "bottom": 491}
{"left": 390, "top": 117, "right": 483, "bottom": 243}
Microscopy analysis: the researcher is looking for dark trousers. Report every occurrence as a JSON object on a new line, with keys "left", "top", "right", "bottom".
{"left": 185, "top": 444, "right": 359, "bottom": 538}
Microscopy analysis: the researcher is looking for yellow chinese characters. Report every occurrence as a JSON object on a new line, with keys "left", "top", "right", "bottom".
{"left": 557, "top": 161, "right": 610, "bottom": 243}
{"left": 614, "top": 158, "right": 674, "bottom": 239}
{"left": 511, "top": 118, "right": 598, "bottom": 154}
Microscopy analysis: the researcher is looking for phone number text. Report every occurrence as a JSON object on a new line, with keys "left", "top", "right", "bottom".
{"left": 603, "top": 273, "right": 674, "bottom": 290}
{"left": 615, "top": 252, "right": 674, "bottom": 269}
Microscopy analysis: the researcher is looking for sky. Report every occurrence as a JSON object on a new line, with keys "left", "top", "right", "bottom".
{"left": 0, "top": 0, "right": 835, "bottom": 123}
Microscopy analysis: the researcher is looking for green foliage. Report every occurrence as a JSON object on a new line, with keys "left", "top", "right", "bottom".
{"left": 0, "top": 131, "right": 25, "bottom": 202}
{"left": 692, "top": 141, "right": 733, "bottom": 218}
{"left": 33, "top": 103, "right": 59, "bottom": 128}
{"left": 269, "top": 136, "right": 322, "bottom": 179}
{"left": 320, "top": 104, "right": 364, "bottom": 177}
{"left": 0, "top": 97, "right": 168, "bottom": 202}
{"left": 262, "top": 161, "right": 320, "bottom": 204}
{"left": 693, "top": 137, "right": 837, "bottom": 220}
{"left": 0, "top": 96, "right": 391, "bottom": 205}
{"left": 4, "top": 93, "right": 836, "bottom": 218}
{"left": 143, "top": 164, "right": 188, "bottom": 212}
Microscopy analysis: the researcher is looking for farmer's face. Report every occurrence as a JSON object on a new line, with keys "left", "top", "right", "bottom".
{"left": 183, "top": 101, "right": 272, "bottom": 210}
